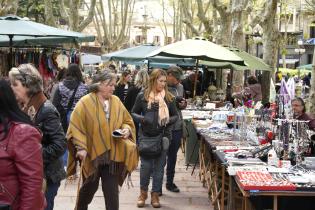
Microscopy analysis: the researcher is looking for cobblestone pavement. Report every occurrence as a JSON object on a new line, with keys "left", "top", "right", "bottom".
{"left": 54, "top": 151, "right": 212, "bottom": 210}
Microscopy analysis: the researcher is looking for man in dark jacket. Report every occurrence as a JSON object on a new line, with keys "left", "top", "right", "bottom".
{"left": 182, "top": 72, "right": 201, "bottom": 98}
{"left": 165, "top": 66, "right": 187, "bottom": 193}
{"left": 292, "top": 97, "right": 315, "bottom": 130}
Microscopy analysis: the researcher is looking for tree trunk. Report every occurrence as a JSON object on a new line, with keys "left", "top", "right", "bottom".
{"left": 0, "top": 0, "right": 18, "bottom": 16}
{"left": 212, "top": 0, "right": 232, "bottom": 92}
{"left": 77, "top": 0, "right": 96, "bottom": 32}
{"left": 230, "top": 0, "right": 249, "bottom": 89}
{"left": 68, "top": 0, "right": 80, "bottom": 31}
{"left": 44, "top": 0, "right": 56, "bottom": 26}
{"left": 67, "top": 0, "right": 96, "bottom": 32}
{"left": 309, "top": 49, "right": 315, "bottom": 113}
{"left": 261, "top": 0, "right": 279, "bottom": 103}
{"left": 212, "top": 0, "right": 232, "bottom": 46}
{"left": 281, "top": 0, "right": 291, "bottom": 69}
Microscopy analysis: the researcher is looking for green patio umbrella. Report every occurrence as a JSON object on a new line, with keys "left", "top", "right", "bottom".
{"left": 200, "top": 47, "right": 271, "bottom": 71}
{"left": 101, "top": 44, "right": 196, "bottom": 66}
{"left": 0, "top": 34, "right": 94, "bottom": 47}
{"left": 102, "top": 44, "right": 160, "bottom": 63}
{"left": 0, "top": 15, "right": 95, "bottom": 68}
{"left": 297, "top": 64, "right": 312, "bottom": 70}
{"left": 147, "top": 38, "right": 245, "bottom": 65}
{"left": 148, "top": 38, "right": 246, "bottom": 96}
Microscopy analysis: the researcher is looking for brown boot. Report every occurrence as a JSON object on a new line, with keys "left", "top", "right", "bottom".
{"left": 137, "top": 189, "right": 148, "bottom": 208}
{"left": 151, "top": 192, "right": 161, "bottom": 208}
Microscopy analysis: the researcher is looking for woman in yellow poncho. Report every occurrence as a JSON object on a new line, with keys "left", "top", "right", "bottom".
{"left": 66, "top": 71, "right": 139, "bottom": 210}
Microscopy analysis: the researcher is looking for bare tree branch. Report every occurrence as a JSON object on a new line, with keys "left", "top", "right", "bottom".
{"left": 59, "top": 0, "right": 68, "bottom": 18}
{"left": 179, "top": 0, "right": 200, "bottom": 37}
{"left": 182, "top": 18, "right": 200, "bottom": 36}
{"left": 78, "top": 0, "right": 96, "bottom": 32}
{"left": 196, "top": 0, "right": 212, "bottom": 37}
{"left": 99, "top": 0, "right": 109, "bottom": 45}
{"left": 68, "top": 0, "right": 80, "bottom": 30}
{"left": 213, "top": 0, "right": 229, "bottom": 16}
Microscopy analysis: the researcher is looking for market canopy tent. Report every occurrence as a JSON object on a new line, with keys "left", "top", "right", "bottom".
{"left": 0, "top": 15, "right": 95, "bottom": 67}
{"left": 148, "top": 38, "right": 246, "bottom": 96}
{"left": 101, "top": 44, "right": 196, "bottom": 66}
{"left": 81, "top": 53, "right": 102, "bottom": 65}
{"left": 147, "top": 38, "right": 245, "bottom": 66}
{"left": 297, "top": 64, "right": 313, "bottom": 70}
{"left": 0, "top": 34, "right": 94, "bottom": 47}
{"left": 200, "top": 47, "right": 272, "bottom": 71}
{"left": 0, "top": 15, "right": 95, "bottom": 40}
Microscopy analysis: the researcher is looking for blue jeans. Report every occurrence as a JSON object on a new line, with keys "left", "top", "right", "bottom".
{"left": 166, "top": 130, "right": 182, "bottom": 185}
{"left": 45, "top": 180, "right": 61, "bottom": 210}
{"left": 140, "top": 151, "right": 167, "bottom": 192}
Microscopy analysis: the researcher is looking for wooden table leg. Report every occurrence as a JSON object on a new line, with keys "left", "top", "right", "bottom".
{"left": 244, "top": 197, "right": 251, "bottom": 210}
{"left": 220, "top": 165, "right": 225, "bottom": 210}
{"left": 273, "top": 195, "right": 278, "bottom": 210}
{"left": 227, "top": 176, "right": 234, "bottom": 210}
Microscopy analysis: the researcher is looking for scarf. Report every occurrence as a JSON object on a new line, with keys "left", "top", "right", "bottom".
{"left": 148, "top": 90, "right": 169, "bottom": 126}
{"left": 23, "top": 92, "right": 47, "bottom": 121}
{"left": 66, "top": 93, "right": 138, "bottom": 185}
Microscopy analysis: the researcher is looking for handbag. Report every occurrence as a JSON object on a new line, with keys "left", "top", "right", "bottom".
{"left": 138, "top": 103, "right": 164, "bottom": 158}
{"left": 138, "top": 133, "right": 163, "bottom": 158}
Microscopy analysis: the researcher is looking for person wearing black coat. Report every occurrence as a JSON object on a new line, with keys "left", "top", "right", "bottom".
{"left": 131, "top": 69, "right": 178, "bottom": 208}
{"left": 9, "top": 64, "right": 66, "bottom": 210}
{"left": 114, "top": 70, "right": 132, "bottom": 103}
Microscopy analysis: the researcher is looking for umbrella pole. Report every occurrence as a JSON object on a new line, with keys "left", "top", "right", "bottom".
{"left": 9, "top": 35, "right": 13, "bottom": 70}
{"left": 193, "top": 59, "right": 199, "bottom": 98}
{"left": 147, "top": 60, "right": 150, "bottom": 71}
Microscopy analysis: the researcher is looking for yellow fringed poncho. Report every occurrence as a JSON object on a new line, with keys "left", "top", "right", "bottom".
{"left": 66, "top": 93, "right": 139, "bottom": 185}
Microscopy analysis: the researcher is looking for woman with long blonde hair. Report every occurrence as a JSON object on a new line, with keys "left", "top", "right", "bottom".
{"left": 124, "top": 70, "right": 150, "bottom": 138}
{"left": 124, "top": 69, "right": 149, "bottom": 112}
{"left": 132, "top": 69, "right": 178, "bottom": 208}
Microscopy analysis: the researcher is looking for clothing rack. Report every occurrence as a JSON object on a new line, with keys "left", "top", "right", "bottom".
{"left": 0, "top": 47, "right": 81, "bottom": 77}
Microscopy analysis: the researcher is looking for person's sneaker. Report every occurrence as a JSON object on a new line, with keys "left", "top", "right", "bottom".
{"left": 166, "top": 183, "right": 180, "bottom": 192}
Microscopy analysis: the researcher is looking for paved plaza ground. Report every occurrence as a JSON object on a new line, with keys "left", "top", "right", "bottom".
{"left": 54, "top": 151, "right": 212, "bottom": 210}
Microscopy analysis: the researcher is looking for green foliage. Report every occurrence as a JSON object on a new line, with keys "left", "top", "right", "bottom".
{"left": 281, "top": 48, "right": 287, "bottom": 55}
{"left": 17, "top": 0, "right": 61, "bottom": 23}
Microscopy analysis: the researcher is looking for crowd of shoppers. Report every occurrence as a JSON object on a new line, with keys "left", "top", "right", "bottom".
{"left": 0, "top": 63, "right": 196, "bottom": 210}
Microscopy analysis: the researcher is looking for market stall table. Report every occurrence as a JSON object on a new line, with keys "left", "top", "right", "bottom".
{"left": 234, "top": 176, "right": 315, "bottom": 210}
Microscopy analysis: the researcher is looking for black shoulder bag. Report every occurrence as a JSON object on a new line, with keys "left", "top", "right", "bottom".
{"left": 61, "top": 84, "right": 79, "bottom": 132}
{"left": 138, "top": 107, "right": 164, "bottom": 158}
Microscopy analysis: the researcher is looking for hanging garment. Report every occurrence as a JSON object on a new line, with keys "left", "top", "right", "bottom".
{"left": 56, "top": 53, "right": 69, "bottom": 69}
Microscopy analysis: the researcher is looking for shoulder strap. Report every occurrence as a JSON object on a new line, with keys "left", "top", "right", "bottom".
{"left": 66, "top": 84, "right": 79, "bottom": 113}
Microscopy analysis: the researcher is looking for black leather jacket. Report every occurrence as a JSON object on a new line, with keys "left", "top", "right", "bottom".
{"left": 35, "top": 100, "right": 66, "bottom": 183}
{"left": 131, "top": 92, "right": 178, "bottom": 140}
